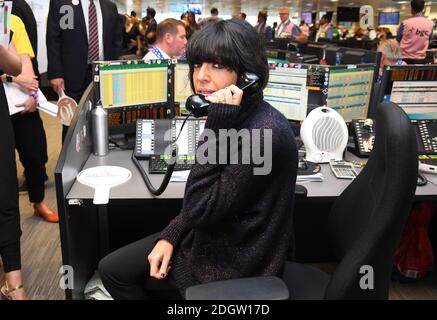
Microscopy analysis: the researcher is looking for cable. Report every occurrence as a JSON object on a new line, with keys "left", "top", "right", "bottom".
{"left": 132, "top": 113, "right": 193, "bottom": 196}
{"left": 108, "top": 138, "right": 132, "bottom": 151}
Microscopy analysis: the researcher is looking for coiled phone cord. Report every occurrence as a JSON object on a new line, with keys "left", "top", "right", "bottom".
{"left": 132, "top": 113, "right": 193, "bottom": 196}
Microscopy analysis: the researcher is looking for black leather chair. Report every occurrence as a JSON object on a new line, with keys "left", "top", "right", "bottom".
{"left": 185, "top": 101, "right": 418, "bottom": 300}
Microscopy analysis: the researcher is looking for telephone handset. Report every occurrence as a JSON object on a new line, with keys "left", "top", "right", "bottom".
{"left": 350, "top": 119, "right": 375, "bottom": 158}
{"left": 185, "top": 72, "right": 260, "bottom": 118}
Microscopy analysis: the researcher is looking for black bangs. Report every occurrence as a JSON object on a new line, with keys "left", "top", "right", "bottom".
{"left": 186, "top": 21, "right": 243, "bottom": 74}
{"left": 185, "top": 18, "right": 269, "bottom": 97}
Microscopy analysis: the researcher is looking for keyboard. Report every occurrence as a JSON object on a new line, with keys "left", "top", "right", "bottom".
{"left": 419, "top": 155, "right": 437, "bottom": 174}
{"left": 149, "top": 154, "right": 194, "bottom": 174}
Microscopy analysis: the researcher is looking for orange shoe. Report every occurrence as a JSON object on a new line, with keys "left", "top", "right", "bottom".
{"left": 33, "top": 204, "right": 59, "bottom": 223}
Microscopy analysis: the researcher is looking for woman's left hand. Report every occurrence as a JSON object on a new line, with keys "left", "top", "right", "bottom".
{"left": 205, "top": 85, "right": 243, "bottom": 106}
{"left": 16, "top": 96, "right": 37, "bottom": 114}
{"left": 148, "top": 239, "right": 174, "bottom": 280}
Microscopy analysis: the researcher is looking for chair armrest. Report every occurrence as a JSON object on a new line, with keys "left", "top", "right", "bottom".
{"left": 295, "top": 184, "right": 308, "bottom": 199}
{"left": 185, "top": 276, "right": 289, "bottom": 300}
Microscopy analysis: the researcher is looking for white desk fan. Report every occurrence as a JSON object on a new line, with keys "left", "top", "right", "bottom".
{"left": 300, "top": 107, "right": 348, "bottom": 163}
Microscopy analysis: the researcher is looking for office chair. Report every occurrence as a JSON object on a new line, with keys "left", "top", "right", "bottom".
{"left": 185, "top": 101, "right": 418, "bottom": 300}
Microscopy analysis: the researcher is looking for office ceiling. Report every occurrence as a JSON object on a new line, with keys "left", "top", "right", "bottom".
{"left": 113, "top": 0, "right": 435, "bottom": 17}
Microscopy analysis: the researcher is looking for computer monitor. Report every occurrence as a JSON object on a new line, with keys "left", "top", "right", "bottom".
{"left": 94, "top": 59, "right": 174, "bottom": 135}
{"left": 379, "top": 12, "right": 399, "bottom": 25}
{"left": 304, "top": 42, "right": 327, "bottom": 59}
{"left": 341, "top": 49, "right": 381, "bottom": 65}
{"left": 174, "top": 61, "right": 192, "bottom": 114}
{"left": 265, "top": 49, "right": 288, "bottom": 61}
{"left": 325, "top": 45, "right": 342, "bottom": 65}
{"left": 99, "top": 61, "right": 168, "bottom": 109}
{"left": 337, "top": 7, "right": 360, "bottom": 22}
{"left": 380, "top": 65, "right": 437, "bottom": 119}
{"left": 264, "top": 63, "right": 309, "bottom": 121}
{"left": 326, "top": 65, "right": 375, "bottom": 122}
{"left": 301, "top": 12, "right": 312, "bottom": 24}
{"left": 340, "top": 49, "right": 381, "bottom": 79}
{"left": 303, "top": 64, "right": 331, "bottom": 112}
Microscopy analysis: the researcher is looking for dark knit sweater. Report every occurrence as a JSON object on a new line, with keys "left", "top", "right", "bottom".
{"left": 159, "top": 94, "right": 298, "bottom": 294}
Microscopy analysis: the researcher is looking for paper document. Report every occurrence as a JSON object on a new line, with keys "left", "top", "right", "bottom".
{"left": 297, "top": 173, "right": 324, "bottom": 182}
{"left": 37, "top": 89, "right": 58, "bottom": 117}
{"left": 4, "top": 80, "right": 59, "bottom": 116}
{"left": 0, "top": 2, "right": 12, "bottom": 48}
{"left": 4, "top": 81, "right": 28, "bottom": 115}
{"left": 170, "top": 170, "right": 190, "bottom": 182}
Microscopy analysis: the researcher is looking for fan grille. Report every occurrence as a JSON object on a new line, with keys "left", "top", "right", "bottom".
{"left": 312, "top": 117, "right": 345, "bottom": 152}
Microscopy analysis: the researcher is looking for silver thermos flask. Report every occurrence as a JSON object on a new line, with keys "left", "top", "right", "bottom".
{"left": 91, "top": 101, "right": 108, "bottom": 156}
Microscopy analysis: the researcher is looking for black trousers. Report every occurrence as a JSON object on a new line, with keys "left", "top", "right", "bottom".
{"left": 11, "top": 111, "right": 48, "bottom": 204}
{"left": 0, "top": 241, "right": 21, "bottom": 273}
{"left": 98, "top": 233, "right": 181, "bottom": 300}
{"left": 0, "top": 86, "right": 21, "bottom": 273}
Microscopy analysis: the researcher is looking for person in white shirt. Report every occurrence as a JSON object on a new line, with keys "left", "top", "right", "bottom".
{"left": 143, "top": 19, "right": 187, "bottom": 60}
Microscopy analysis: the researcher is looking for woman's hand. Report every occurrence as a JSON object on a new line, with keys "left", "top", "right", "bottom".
{"left": 14, "top": 74, "right": 39, "bottom": 92}
{"left": 16, "top": 96, "right": 37, "bottom": 114}
{"left": 204, "top": 85, "right": 243, "bottom": 106}
{"left": 148, "top": 239, "right": 173, "bottom": 280}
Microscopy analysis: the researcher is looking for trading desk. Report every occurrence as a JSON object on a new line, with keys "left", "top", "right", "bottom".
{"left": 56, "top": 86, "right": 437, "bottom": 299}
{"left": 60, "top": 149, "right": 437, "bottom": 300}
{"left": 67, "top": 150, "right": 437, "bottom": 201}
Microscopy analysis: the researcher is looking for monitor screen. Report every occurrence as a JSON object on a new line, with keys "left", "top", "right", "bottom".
{"left": 381, "top": 65, "right": 437, "bottom": 119}
{"left": 301, "top": 12, "right": 312, "bottom": 24}
{"left": 379, "top": 12, "right": 399, "bottom": 25}
{"left": 337, "top": 7, "right": 360, "bottom": 22}
{"left": 264, "top": 63, "right": 309, "bottom": 121}
{"left": 99, "top": 61, "right": 168, "bottom": 109}
{"left": 326, "top": 65, "right": 375, "bottom": 122}
{"left": 174, "top": 62, "right": 192, "bottom": 114}
{"left": 305, "top": 64, "right": 330, "bottom": 110}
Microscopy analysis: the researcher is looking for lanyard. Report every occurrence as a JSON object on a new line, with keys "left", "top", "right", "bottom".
{"left": 151, "top": 46, "right": 165, "bottom": 60}
{"left": 278, "top": 20, "right": 290, "bottom": 34}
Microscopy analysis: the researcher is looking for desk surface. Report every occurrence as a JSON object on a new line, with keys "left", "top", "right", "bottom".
{"left": 67, "top": 150, "right": 437, "bottom": 200}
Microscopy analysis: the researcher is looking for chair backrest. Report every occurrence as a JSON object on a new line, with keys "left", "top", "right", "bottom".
{"left": 325, "top": 101, "right": 418, "bottom": 299}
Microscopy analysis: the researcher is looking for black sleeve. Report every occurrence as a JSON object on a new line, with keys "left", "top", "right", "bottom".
{"left": 46, "top": 0, "right": 64, "bottom": 80}
{"left": 109, "top": 2, "right": 123, "bottom": 59}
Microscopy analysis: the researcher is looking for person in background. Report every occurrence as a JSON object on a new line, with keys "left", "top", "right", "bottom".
{"left": 183, "top": 11, "right": 200, "bottom": 40}
{"left": 145, "top": 7, "right": 158, "bottom": 46}
{"left": 299, "top": 20, "right": 309, "bottom": 37}
{"left": 139, "top": 17, "right": 150, "bottom": 56}
{"left": 46, "top": 0, "right": 122, "bottom": 142}
{"left": 6, "top": 14, "right": 58, "bottom": 223}
{"left": 331, "top": 25, "right": 341, "bottom": 39}
{"left": 122, "top": 15, "right": 141, "bottom": 56}
{"left": 272, "top": 22, "right": 278, "bottom": 38}
{"left": 10, "top": 0, "right": 49, "bottom": 197}
{"left": 276, "top": 7, "right": 306, "bottom": 41}
{"left": 316, "top": 14, "right": 333, "bottom": 41}
{"left": 367, "top": 26, "right": 377, "bottom": 40}
{"left": 210, "top": 7, "right": 219, "bottom": 18}
{"left": 377, "top": 39, "right": 406, "bottom": 82}
{"left": 143, "top": 19, "right": 187, "bottom": 60}
{"left": 0, "top": 36, "right": 26, "bottom": 301}
{"left": 199, "top": 7, "right": 221, "bottom": 28}
{"left": 255, "top": 11, "right": 272, "bottom": 39}
{"left": 238, "top": 12, "right": 247, "bottom": 21}
{"left": 397, "top": 0, "right": 434, "bottom": 64}
{"left": 99, "top": 18, "right": 298, "bottom": 300}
